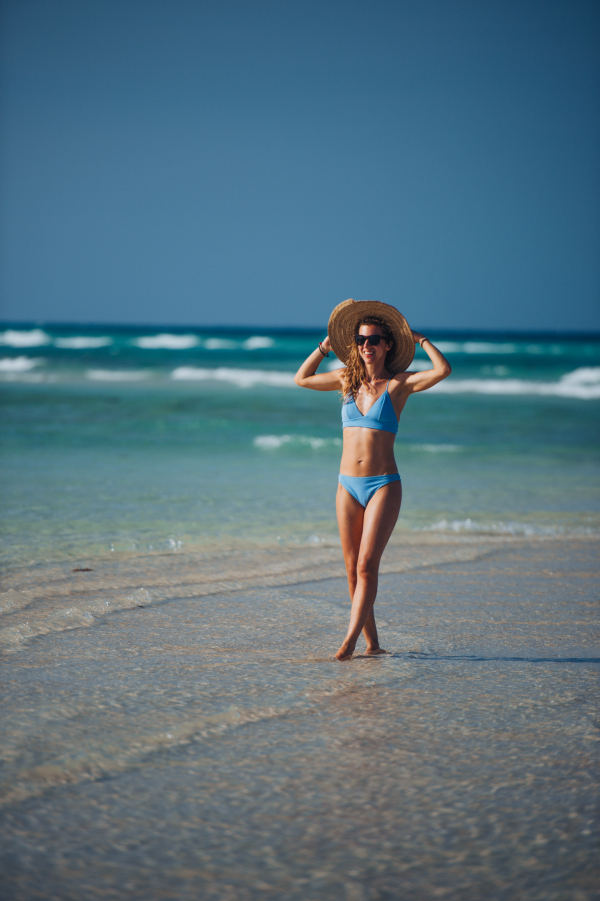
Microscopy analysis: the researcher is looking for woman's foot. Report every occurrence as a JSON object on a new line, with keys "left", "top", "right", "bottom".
{"left": 365, "top": 646, "right": 388, "bottom": 656}
{"left": 334, "top": 638, "right": 356, "bottom": 660}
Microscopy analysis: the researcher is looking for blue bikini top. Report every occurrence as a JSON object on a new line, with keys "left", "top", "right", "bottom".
{"left": 342, "top": 379, "right": 399, "bottom": 434}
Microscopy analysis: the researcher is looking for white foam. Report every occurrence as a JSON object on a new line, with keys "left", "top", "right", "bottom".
{"left": 432, "top": 341, "right": 518, "bottom": 354}
{"left": 430, "top": 368, "right": 600, "bottom": 399}
{"left": 424, "top": 518, "right": 589, "bottom": 536}
{"left": 171, "top": 367, "right": 296, "bottom": 388}
{"left": 132, "top": 334, "right": 199, "bottom": 350}
{"left": 204, "top": 338, "right": 238, "bottom": 350}
{"left": 0, "top": 356, "right": 41, "bottom": 372}
{"left": 463, "top": 341, "right": 518, "bottom": 354}
{"left": 0, "top": 329, "right": 51, "bottom": 347}
{"left": 243, "top": 336, "right": 274, "bottom": 350}
{"left": 86, "top": 369, "right": 151, "bottom": 381}
{"left": 54, "top": 336, "right": 113, "bottom": 349}
{"left": 327, "top": 359, "right": 344, "bottom": 371}
{"left": 559, "top": 366, "right": 600, "bottom": 385}
{"left": 254, "top": 434, "right": 342, "bottom": 450}
{"left": 410, "top": 444, "right": 462, "bottom": 452}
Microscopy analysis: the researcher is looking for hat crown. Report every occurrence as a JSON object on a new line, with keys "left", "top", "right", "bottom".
{"left": 327, "top": 299, "right": 415, "bottom": 373}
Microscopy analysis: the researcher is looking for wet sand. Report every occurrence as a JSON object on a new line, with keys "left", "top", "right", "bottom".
{"left": 1, "top": 538, "right": 599, "bottom": 900}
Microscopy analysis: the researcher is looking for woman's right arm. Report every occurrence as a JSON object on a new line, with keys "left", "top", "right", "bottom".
{"left": 294, "top": 336, "right": 345, "bottom": 391}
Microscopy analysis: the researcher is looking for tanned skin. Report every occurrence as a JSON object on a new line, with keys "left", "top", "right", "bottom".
{"left": 295, "top": 322, "right": 451, "bottom": 660}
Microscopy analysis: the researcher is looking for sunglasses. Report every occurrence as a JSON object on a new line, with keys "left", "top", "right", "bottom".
{"left": 354, "top": 334, "right": 384, "bottom": 347}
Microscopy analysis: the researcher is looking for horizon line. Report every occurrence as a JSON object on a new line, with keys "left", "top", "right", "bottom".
{"left": 1, "top": 320, "right": 600, "bottom": 339}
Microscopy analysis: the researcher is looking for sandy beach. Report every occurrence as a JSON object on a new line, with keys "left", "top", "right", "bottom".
{"left": 1, "top": 535, "right": 598, "bottom": 900}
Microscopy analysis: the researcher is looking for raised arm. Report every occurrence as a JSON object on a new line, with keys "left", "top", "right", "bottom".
{"left": 294, "top": 336, "right": 345, "bottom": 391}
{"left": 402, "top": 332, "right": 451, "bottom": 393}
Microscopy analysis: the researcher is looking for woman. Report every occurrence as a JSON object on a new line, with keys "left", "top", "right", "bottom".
{"left": 294, "top": 299, "right": 451, "bottom": 660}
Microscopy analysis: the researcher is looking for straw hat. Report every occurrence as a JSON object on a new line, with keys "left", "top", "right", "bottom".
{"left": 328, "top": 299, "right": 415, "bottom": 372}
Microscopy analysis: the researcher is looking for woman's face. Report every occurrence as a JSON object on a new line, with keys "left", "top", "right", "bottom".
{"left": 357, "top": 323, "right": 392, "bottom": 366}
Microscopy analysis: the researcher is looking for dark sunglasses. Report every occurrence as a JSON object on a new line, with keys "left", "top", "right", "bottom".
{"left": 354, "top": 334, "right": 384, "bottom": 347}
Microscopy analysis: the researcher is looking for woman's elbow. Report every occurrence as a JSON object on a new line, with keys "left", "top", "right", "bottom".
{"left": 294, "top": 374, "right": 307, "bottom": 387}
{"left": 439, "top": 362, "right": 452, "bottom": 378}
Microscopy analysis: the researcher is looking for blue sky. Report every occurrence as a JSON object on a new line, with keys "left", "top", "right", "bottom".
{"left": 1, "top": 0, "right": 598, "bottom": 330}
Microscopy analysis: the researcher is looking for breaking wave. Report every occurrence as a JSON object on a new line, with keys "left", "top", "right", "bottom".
{"left": 86, "top": 369, "right": 151, "bottom": 381}
{"left": 171, "top": 367, "right": 296, "bottom": 388}
{"left": 253, "top": 434, "right": 342, "bottom": 450}
{"left": 0, "top": 356, "right": 42, "bottom": 372}
{"left": 0, "top": 329, "right": 51, "bottom": 347}
{"left": 424, "top": 518, "right": 598, "bottom": 536}
{"left": 132, "top": 334, "right": 199, "bottom": 350}
{"left": 54, "top": 336, "right": 113, "bottom": 349}
{"left": 431, "top": 367, "right": 600, "bottom": 399}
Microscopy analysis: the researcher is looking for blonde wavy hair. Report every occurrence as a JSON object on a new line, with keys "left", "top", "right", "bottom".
{"left": 341, "top": 316, "right": 396, "bottom": 398}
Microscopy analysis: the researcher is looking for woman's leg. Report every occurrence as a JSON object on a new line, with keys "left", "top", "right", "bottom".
{"left": 335, "top": 480, "right": 402, "bottom": 660}
{"left": 336, "top": 484, "right": 380, "bottom": 650}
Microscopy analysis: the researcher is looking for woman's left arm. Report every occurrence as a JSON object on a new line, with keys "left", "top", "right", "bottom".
{"left": 402, "top": 332, "right": 452, "bottom": 393}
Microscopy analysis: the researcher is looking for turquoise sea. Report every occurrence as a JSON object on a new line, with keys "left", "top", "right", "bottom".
{"left": 1, "top": 322, "right": 599, "bottom": 572}
{"left": 1, "top": 323, "right": 599, "bottom": 899}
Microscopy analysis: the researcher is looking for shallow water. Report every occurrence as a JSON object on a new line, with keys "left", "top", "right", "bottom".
{"left": 0, "top": 539, "right": 598, "bottom": 900}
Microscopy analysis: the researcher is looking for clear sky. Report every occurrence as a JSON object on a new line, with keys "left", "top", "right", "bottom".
{"left": 1, "top": 0, "right": 598, "bottom": 331}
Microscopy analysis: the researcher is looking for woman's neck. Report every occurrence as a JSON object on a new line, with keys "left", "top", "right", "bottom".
{"left": 362, "top": 363, "right": 389, "bottom": 385}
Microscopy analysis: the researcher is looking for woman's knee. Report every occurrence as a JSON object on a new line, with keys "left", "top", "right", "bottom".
{"left": 345, "top": 556, "right": 359, "bottom": 581}
{"left": 356, "top": 555, "right": 379, "bottom": 581}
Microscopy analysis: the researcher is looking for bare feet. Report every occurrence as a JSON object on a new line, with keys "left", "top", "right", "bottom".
{"left": 334, "top": 643, "right": 389, "bottom": 660}
{"left": 334, "top": 638, "right": 356, "bottom": 660}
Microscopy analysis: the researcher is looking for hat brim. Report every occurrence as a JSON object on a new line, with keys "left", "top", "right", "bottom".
{"left": 327, "top": 299, "right": 415, "bottom": 373}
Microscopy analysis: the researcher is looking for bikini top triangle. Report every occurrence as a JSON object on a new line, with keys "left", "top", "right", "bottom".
{"left": 341, "top": 379, "right": 399, "bottom": 435}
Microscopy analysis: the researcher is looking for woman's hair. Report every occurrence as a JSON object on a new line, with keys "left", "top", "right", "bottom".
{"left": 341, "top": 316, "right": 395, "bottom": 398}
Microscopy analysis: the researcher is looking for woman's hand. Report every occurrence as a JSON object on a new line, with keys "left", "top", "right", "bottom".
{"left": 294, "top": 333, "right": 343, "bottom": 391}
{"left": 402, "top": 335, "right": 451, "bottom": 393}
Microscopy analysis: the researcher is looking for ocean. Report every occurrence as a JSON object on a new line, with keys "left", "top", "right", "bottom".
{"left": 1, "top": 323, "right": 599, "bottom": 566}
{"left": 1, "top": 323, "right": 599, "bottom": 898}
{"left": 1, "top": 321, "right": 599, "bottom": 648}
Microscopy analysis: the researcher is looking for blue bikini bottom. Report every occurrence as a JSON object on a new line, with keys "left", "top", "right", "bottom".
{"left": 338, "top": 473, "right": 401, "bottom": 508}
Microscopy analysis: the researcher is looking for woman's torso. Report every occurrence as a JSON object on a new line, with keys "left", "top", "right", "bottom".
{"left": 339, "top": 376, "right": 410, "bottom": 477}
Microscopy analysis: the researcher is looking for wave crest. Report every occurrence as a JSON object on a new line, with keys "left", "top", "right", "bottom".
{"left": 0, "top": 356, "right": 42, "bottom": 372}
{"left": 0, "top": 329, "right": 51, "bottom": 347}
{"left": 171, "top": 367, "right": 296, "bottom": 388}
{"left": 432, "top": 368, "right": 600, "bottom": 399}
{"left": 253, "top": 434, "right": 342, "bottom": 450}
{"left": 133, "top": 334, "right": 199, "bottom": 350}
{"left": 55, "top": 337, "right": 113, "bottom": 349}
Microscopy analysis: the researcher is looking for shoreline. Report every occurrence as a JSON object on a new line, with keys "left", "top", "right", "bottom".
{"left": 2, "top": 533, "right": 598, "bottom": 653}
{"left": 1, "top": 535, "right": 598, "bottom": 899}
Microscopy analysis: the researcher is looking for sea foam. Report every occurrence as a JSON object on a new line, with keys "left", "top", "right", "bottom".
{"left": 0, "top": 356, "right": 41, "bottom": 372}
{"left": 431, "top": 368, "right": 600, "bottom": 399}
{"left": 132, "top": 334, "right": 199, "bottom": 350}
{"left": 86, "top": 369, "right": 151, "bottom": 381}
{"left": 171, "top": 367, "right": 296, "bottom": 388}
{"left": 0, "top": 329, "right": 51, "bottom": 347}
{"left": 424, "top": 518, "right": 596, "bottom": 536}
{"left": 55, "top": 336, "right": 113, "bottom": 349}
{"left": 243, "top": 336, "right": 274, "bottom": 350}
{"left": 254, "top": 435, "right": 342, "bottom": 450}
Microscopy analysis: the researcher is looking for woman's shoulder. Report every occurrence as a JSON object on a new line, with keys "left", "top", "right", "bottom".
{"left": 386, "top": 371, "right": 412, "bottom": 392}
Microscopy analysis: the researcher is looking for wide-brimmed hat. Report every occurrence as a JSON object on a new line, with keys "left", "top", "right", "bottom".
{"left": 328, "top": 299, "right": 415, "bottom": 372}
